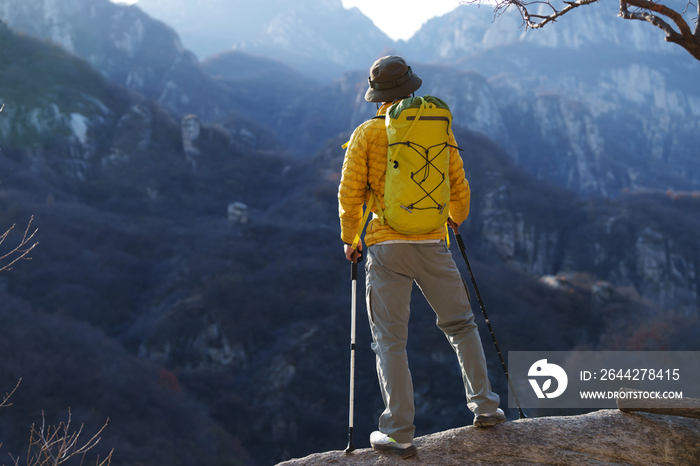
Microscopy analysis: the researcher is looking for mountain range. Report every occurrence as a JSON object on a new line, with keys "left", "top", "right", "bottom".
{"left": 132, "top": 0, "right": 700, "bottom": 197}
{"left": 0, "top": 1, "right": 698, "bottom": 465}
{"left": 2, "top": 0, "right": 698, "bottom": 196}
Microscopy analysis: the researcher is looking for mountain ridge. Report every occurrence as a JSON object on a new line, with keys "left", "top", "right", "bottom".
{"left": 135, "top": 0, "right": 394, "bottom": 80}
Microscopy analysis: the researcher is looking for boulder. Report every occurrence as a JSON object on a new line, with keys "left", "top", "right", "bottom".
{"left": 277, "top": 410, "right": 700, "bottom": 465}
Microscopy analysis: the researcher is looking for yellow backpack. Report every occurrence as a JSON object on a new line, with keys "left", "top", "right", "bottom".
{"left": 382, "top": 95, "right": 458, "bottom": 235}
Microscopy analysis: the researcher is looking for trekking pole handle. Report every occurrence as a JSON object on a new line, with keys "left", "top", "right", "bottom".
{"left": 350, "top": 249, "right": 363, "bottom": 280}
{"left": 454, "top": 229, "right": 467, "bottom": 253}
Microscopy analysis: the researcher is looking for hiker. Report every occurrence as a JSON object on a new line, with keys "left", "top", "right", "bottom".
{"left": 338, "top": 56, "right": 505, "bottom": 458}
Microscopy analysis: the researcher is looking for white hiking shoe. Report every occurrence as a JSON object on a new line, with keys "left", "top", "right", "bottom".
{"left": 369, "top": 431, "right": 417, "bottom": 458}
{"left": 473, "top": 408, "right": 506, "bottom": 427}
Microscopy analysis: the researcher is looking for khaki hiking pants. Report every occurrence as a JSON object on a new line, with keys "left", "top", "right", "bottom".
{"left": 365, "top": 241, "right": 500, "bottom": 444}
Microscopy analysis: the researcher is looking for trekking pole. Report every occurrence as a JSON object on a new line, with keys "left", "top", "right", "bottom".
{"left": 450, "top": 225, "right": 527, "bottom": 419}
{"left": 344, "top": 252, "right": 361, "bottom": 453}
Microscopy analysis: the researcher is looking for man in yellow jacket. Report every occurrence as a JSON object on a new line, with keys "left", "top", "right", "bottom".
{"left": 338, "top": 56, "right": 504, "bottom": 458}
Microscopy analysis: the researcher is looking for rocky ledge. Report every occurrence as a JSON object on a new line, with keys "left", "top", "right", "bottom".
{"left": 277, "top": 409, "right": 699, "bottom": 465}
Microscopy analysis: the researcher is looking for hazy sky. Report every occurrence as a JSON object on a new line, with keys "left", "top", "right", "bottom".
{"left": 111, "top": 0, "right": 463, "bottom": 41}
{"left": 341, "top": 0, "right": 462, "bottom": 41}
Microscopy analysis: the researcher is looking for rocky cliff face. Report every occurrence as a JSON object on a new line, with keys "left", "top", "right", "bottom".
{"left": 464, "top": 139, "right": 700, "bottom": 316}
{"left": 482, "top": 196, "right": 700, "bottom": 317}
{"left": 489, "top": 56, "right": 700, "bottom": 197}
{"left": 580, "top": 194, "right": 700, "bottom": 316}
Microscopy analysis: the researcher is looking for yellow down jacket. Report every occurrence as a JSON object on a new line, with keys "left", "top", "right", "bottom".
{"left": 338, "top": 101, "right": 471, "bottom": 247}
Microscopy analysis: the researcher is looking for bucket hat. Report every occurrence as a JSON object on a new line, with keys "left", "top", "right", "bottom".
{"left": 365, "top": 56, "right": 422, "bottom": 103}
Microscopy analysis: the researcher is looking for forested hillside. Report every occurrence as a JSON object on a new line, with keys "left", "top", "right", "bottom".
{"left": 0, "top": 1, "right": 698, "bottom": 465}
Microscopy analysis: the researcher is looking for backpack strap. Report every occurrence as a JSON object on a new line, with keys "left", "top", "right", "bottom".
{"left": 388, "top": 97, "right": 427, "bottom": 168}
{"left": 351, "top": 190, "right": 377, "bottom": 250}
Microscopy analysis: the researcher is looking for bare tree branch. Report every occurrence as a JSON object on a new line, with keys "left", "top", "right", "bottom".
{"left": 8, "top": 410, "right": 112, "bottom": 466}
{"left": 623, "top": 0, "right": 693, "bottom": 37}
{"left": 0, "top": 380, "right": 21, "bottom": 453}
{"left": 621, "top": 0, "right": 700, "bottom": 59}
{"left": 2, "top": 385, "right": 112, "bottom": 466}
{"left": 0, "top": 379, "right": 21, "bottom": 410}
{"left": 460, "top": 0, "right": 700, "bottom": 61}
{"left": 619, "top": 1, "right": 680, "bottom": 41}
{"left": 528, "top": 0, "right": 601, "bottom": 29}
{"left": 0, "top": 216, "right": 39, "bottom": 272}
